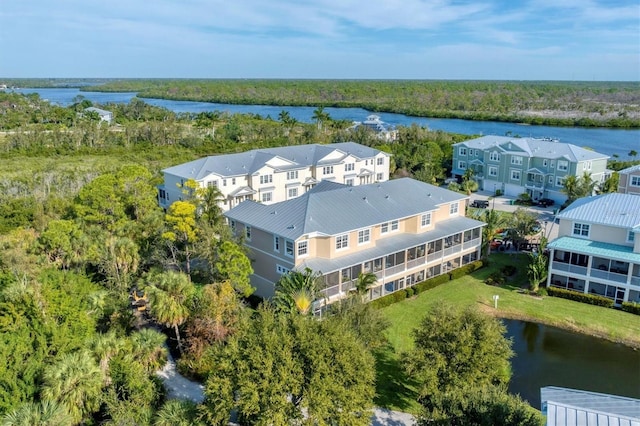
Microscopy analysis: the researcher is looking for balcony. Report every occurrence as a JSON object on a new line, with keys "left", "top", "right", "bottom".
{"left": 524, "top": 180, "right": 545, "bottom": 190}
{"left": 590, "top": 269, "right": 629, "bottom": 284}
{"left": 463, "top": 237, "right": 481, "bottom": 250}
{"left": 551, "top": 261, "right": 588, "bottom": 276}
{"left": 407, "top": 256, "right": 426, "bottom": 270}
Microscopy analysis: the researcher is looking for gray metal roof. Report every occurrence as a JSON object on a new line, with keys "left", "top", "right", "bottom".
{"left": 557, "top": 193, "right": 640, "bottom": 229}
{"left": 455, "top": 136, "right": 608, "bottom": 162}
{"left": 541, "top": 386, "right": 640, "bottom": 421}
{"left": 224, "top": 178, "right": 468, "bottom": 240}
{"left": 300, "top": 215, "right": 485, "bottom": 274}
{"left": 162, "top": 142, "right": 389, "bottom": 180}
{"left": 619, "top": 164, "right": 640, "bottom": 174}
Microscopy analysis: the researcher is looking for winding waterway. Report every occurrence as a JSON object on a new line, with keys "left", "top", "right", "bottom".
{"left": 15, "top": 87, "right": 640, "bottom": 159}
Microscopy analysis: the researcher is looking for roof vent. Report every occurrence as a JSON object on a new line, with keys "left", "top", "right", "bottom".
{"left": 287, "top": 225, "right": 295, "bottom": 229}
{"left": 385, "top": 195, "right": 389, "bottom": 199}
{"left": 428, "top": 193, "right": 432, "bottom": 197}
{"left": 362, "top": 197, "right": 367, "bottom": 201}
{"left": 271, "top": 211, "right": 277, "bottom": 215}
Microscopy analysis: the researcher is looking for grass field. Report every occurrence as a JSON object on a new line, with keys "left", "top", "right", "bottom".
{"left": 374, "top": 253, "right": 640, "bottom": 413}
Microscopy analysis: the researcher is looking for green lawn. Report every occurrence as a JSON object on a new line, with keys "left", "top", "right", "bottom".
{"left": 374, "top": 253, "right": 640, "bottom": 412}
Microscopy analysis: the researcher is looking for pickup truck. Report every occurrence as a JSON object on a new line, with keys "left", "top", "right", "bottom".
{"left": 470, "top": 200, "right": 489, "bottom": 208}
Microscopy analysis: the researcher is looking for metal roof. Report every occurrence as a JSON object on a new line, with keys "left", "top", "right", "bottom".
{"left": 557, "top": 193, "right": 640, "bottom": 229}
{"left": 619, "top": 164, "right": 640, "bottom": 174}
{"left": 541, "top": 386, "right": 640, "bottom": 421}
{"left": 455, "top": 136, "right": 608, "bottom": 162}
{"left": 162, "top": 142, "right": 388, "bottom": 181}
{"left": 224, "top": 178, "right": 469, "bottom": 240}
{"left": 547, "top": 236, "right": 640, "bottom": 263}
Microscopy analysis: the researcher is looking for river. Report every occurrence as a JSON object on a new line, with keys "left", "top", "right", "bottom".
{"left": 505, "top": 319, "right": 640, "bottom": 408}
{"left": 14, "top": 87, "right": 640, "bottom": 159}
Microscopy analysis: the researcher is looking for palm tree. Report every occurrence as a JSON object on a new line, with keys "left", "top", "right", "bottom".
{"left": 1, "top": 400, "right": 73, "bottom": 426}
{"left": 88, "top": 331, "right": 125, "bottom": 377}
{"left": 144, "top": 271, "right": 195, "bottom": 354}
{"left": 154, "top": 400, "right": 201, "bottom": 426}
{"left": 527, "top": 237, "right": 548, "bottom": 292}
{"left": 352, "top": 272, "right": 378, "bottom": 301}
{"left": 131, "top": 328, "right": 168, "bottom": 373}
{"left": 311, "top": 106, "right": 331, "bottom": 131}
{"left": 273, "top": 268, "right": 323, "bottom": 315}
{"left": 481, "top": 208, "right": 504, "bottom": 258}
{"left": 41, "top": 351, "right": 105, "bottom": 424}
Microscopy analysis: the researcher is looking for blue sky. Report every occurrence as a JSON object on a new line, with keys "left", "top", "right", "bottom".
{"left": 2, "top": 0, "right": 639, "bottom": 80}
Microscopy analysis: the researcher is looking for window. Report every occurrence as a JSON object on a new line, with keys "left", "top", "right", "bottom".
{"left": 628, "top": 231, "right": 635, "bottom": 243}
{"left": 323, "top": 166, "right": 334, "bottom": 175}
{"left": 511, "top": 170, "right": 521, "bottom": 181}
{"left": 261, "top": 192, "right": 272, "bottom": 203}
{"left": 459, "top": 147, "right": 467, "bottom": 156}
{"left": 207, "top": 180, "right": 218, "bottom": 188}
{"left": 421, "top": 213, "right": 432, "bottom": 227}
{"left": 458, "top": 161, "right": 467, "bottom": 170}
{"left": 245, "top": 225, "right": 252, "bottom": 240}
{"left": 297, "top": 241, "right": 308, "bottom": 257}
{"left": 345, "top": 163, "right": 355, "bottom": 172}
{"left": 450, "top": 203, "right": 459, "bottom": 215}
{"left": 274, "top": 236, "right": 280, "bottom": 251}
{"left": 259, "top": 174, "right": 273, "bottom": 184}
{"left": 391, "top": 220, "right": 399, "bottom": 231}
{"left": 476, "top": 150, "right": 480, "bottom": 157}
{"left": 286, "top": 170, "right": 298, "bottom": 180}
{"left": 288, "top": 187, "right": 298, "bottom": 198}
{"left": 550, "top": 160, "right": 555, "bottom": 168}
{"left": 631, "top": 176, "right": 640, "bottom": 187}
{"left": 548, "top": 175, "right": 554, "bottom": 184}
{"left": 345, "top": 178, "right": 354, "bottom": 186}
{"left": 276, "top": 264, "right": 290, "bottom": 275}
{"left": 583, "top": 161, "right": 592, "bottom": 171}
{"left": 557, "top": 160, "right": 568, "bottom": 171}
{"left": 376, "top": 173, "right": 384, "bottom": 181}
{"left": 511, "top": 156, "right": 523, "bottom": 165}
{"left": 230, "top": 220, "right": 236, "bottom": 232}
{"left": 232, "top": 177, "right": 236, "bottom": 185}
{"left": 377, "top": 157, "right": 384, "bottom": 165}
{"left": 542, "top": 159, "right": 548, "bottom": 167}
{"left": 573, "top": 222, "right": 590, "bottom": 237}
{"left": 556, "top": 176, "right": 565, "bottom": 187}
{"left": 285, "top": 240, "right": 294, "bottom": 257}
{"left": 358, "top": 228, "right": 371, "bottom": 244}
{"left": 222, "top": 179, "right": 227, "bottom": 187}
{"left": 489, "top": 151, "right": 501, "bottom": 162}
{"left": 381, "top": 222, "right": 389, "bottom": 233}
{"left": 488, "top": 166, "right": 497, "bottom": 177}
{"left": 336, "top": 234, "right": 349, "bottom": 250}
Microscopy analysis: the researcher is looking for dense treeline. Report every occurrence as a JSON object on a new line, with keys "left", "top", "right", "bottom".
{"left": 72, "top": 79, "right": 640, "bottom": 128}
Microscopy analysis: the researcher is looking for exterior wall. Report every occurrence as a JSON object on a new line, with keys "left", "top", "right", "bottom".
{"left": 558, "top": 220, "right": 634, "bottom": 247}
{"left": 619, "top": 170, "right": 640, "bottom": 195}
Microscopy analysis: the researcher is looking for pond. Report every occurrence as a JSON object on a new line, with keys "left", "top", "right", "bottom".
{"left": 505, "top": 319, "right": 640, "bottom": 409}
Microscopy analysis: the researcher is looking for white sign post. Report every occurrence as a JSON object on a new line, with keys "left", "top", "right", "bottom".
{"left": 493, "top": 294, "right": 500, "bottom": 309}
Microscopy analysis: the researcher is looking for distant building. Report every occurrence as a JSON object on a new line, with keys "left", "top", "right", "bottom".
{"left": 350, "top": 115, "right": 397, "bottom": 141}
{"left": 84, "top": 107, "right": 113, "bottom": 124}
{"left": 541, "top": 386, "right": 640, "bottom": 426}
{"left": 158, "top": 142, "right": 391, "bottom": 211}
{"left": 618, "top": 164, "right": 640, "bottom": 196}
{"left": 224, "top": 178, "right": 484, "bottom": 303}
{"left": 451, "top": 136, "right": 609, "bottom": 204}
{"left": 546, "top": 193, "right": 640, "bottom": 306}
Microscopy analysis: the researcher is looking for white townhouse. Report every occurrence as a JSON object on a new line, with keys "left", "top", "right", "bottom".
{"left": 546, "top": 193, "right": 640, "bottom": 306}
{"left": 224, "top": 178, "right": 485, "bottom": 303}
{"left": 451, "top": 136, "right": 609, "bottom": 204}
{"left": 158, "top": 142, "right": 390, "bottom": 211}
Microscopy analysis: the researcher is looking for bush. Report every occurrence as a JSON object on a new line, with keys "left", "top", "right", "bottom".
{"left": 369, "top": 289, "right": 409, "bottom": 309}
{"left": 537, "top": 287, "right": 548, "bottom": 297}
{"left": 405, "top": 287, "right": 415, "bottom": 297}
{"left": 449, "top": 260, "right": 484, "bottom": 280}
{"left": 547, "top": 287, "right": 614, "bottom": 308}
{"left": 501, "top": 264, "right": 517, "bottom": 277}
{"left": 621, "top": 301, "right": 640, "bottom": 316}
{"left": 414, "top": 274, "right": 451, "bottom": 295}
{"left": 485, "top": 271, "right": 506, "bottom": 286}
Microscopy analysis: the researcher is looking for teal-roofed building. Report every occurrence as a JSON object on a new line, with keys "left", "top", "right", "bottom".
{"left": 547, "top": 193, "right": 640, "bottom": 305}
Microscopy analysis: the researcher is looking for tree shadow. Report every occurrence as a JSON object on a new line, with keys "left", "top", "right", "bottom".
{"left": 373, "top": 343, "right": 420, "bottom": 413}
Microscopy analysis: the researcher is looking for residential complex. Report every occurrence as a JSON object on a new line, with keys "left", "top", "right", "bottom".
{"left": 158, "top": 142, "right": 390, "bottom": 211}
{"left": 224, "top": 178, "right": 485, "bottom": 304}
{"left": 451, "top": 136, "right": 609, "bottom": 204}
{"left": 618, "top": 164, "right": 640, "bottom": 195}
{"left": 546, "top": 193, "right": 640, "bottom": 306}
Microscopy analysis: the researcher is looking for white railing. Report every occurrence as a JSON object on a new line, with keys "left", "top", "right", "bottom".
{"left": 590, "top": 269, "right": 628, "bottom": 284}
{"left": 463, "top": 238, "right": 481, "bottom": 250}
{"left": 551, "top": 262, "right": 588, "bottom": 276}
{"left": 407, "top": 257, "right": 426, "bottom": 270}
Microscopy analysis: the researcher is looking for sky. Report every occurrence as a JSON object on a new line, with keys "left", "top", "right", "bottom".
{"left": 1, "top": 0, "right": 639, "bottom": 81}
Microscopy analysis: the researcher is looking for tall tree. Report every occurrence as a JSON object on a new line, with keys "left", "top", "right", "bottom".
{"left": 1, "top": 400, "right": 73, "bottom": 426}
{"left": 212, "top": 241, "right": 254, "bottom": 297}
{"left": 481, "top": 208, "right": 504, "bottom": 258}
{"left": 162, "top": 201, "right": 198, "bottom": 275}
{"left": 527, "top": 237, "right": 548, "bottom": 292}
{"left": 273, "top": 268, "right": 323, "bottom": 315}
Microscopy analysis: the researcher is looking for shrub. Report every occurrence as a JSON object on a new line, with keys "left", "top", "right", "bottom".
{"left": 536, "top": 287, "right": 548, "bottom": 297}
{"left": 501, "top": 264, "right": 517, "bottom": 277}
{"left": 449, "top": 260, "right": 484, "bottom": 280}
{"left": 621, "top": 301, "right": 640, "bottom": 316}
{"left": 405, "top": 287, "right": 415, "bottom": 297}
{"left": 547, "top": 287, "right": 614, "bottom": 308}
{"left": 369, "top": 289, "right": 409, "bottom": 309}
{"left": 414, "top": 274, "right": 451, "bottom": 295}
{"left": 485, "top": 271, "right": 506, "bottom": 286}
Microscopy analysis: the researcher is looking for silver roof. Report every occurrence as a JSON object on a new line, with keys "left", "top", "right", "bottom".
{"left": 619, "top": 164, "right": 640, "bottom": 174}
{"left": 455, "top": 136, "right": 608, "bottom": 162}
{"left": 162, "top": 142, "right": 388, "bottom": 180}
{"left": 541, "top": 386, "right": 640, "bottom": 420}
{"left": 224, "top": 178, "right": 468, "bottom": 240}
{"left": 557, "top": 193, "right": 640, "bottom": 229}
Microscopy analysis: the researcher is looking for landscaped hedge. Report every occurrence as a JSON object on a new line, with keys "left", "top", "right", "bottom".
{"left": 621, "top": 301, "right": 640, "bottom": 316}
{"left": 369, "top": 260, "right": 485, "bottom": 309}
{"left": 546, "top": 287, "right": 614, "bottom": 308}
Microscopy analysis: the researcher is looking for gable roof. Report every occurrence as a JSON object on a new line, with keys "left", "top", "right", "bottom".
{"left": 224, "top": 178, "right": 468, "bottom": 240}
{"left": 557, "top": 193, "right": 640, "bottom": 229}
{"left": 455, "top": 136, "right": 608, "bottom": 162}
{"left": 619, "top": 164, "right": 640, "bottom": 174}
{"left": 162, "top": 142, "right": 388, "bottom": 181}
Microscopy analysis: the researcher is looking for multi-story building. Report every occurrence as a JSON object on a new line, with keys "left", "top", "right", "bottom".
{"left": 617, "top": 164, "right": 640, "bottom": 195}
{"left": 158, "top": 142, "right": 390, "bottom": 211}
{"left": 224, "top": 178, "right": 485, "bottom": 303}
{"left": 546, "top": 193, "right": 640, "bottom": 306}
{"left": 451, "top": 136, "right": 609, "bottom": 204}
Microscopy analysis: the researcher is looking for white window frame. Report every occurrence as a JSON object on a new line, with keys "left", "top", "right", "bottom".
{"left": 548, "top": 175, "right": 554, "bottom": 184}
{"left": 285, "top": 239, "right": 294, "bottom": 257}
{"left": 377, "top": 157, "right": 384, "bottom": 165}
{"left": 376, "top": 173, "right": 384, "bottom": 181}
{"left": 510, "top": 170, "right": 521, "bottom": 181}
{"left": 450, "top": 203, "right": 459, "bottom": 215}
{"left": 458, "top": 161, "right": 467, "bottom": 170}
{"left": 274, "top": 236, "right": 280, "bottom": 252}
{"left": 232, "top": 177, "right": 236, "bottom": 185}
{"left": 556, "top": 176, "right": 565, "bottom": 187}
{"left": 297, "top": 241, "right": 308, "bottom": 257}
{"left": 627, "top": 231, "right": 635, "bottom": 243}
{"left": 345, "top": 163, "right": 355, "bottom": 172}
{"left": 259, "top": 174, "right": 273, "bottom": 184}
{"left": 572, "top": 222, "right": 590, "bottom": 238}
{"left": 336, "top": 234, "right": 349, "bottom": 250}
{"left": 391, "top": 220, "right": 399, "bottom": 231}
{"left": 323, "top": 166, "right": 334, "bottom": 175}
{"left": 557, "top": 160, "right": 568, "bottom": 171}
{"left": 276, "top": 264, "right": 290, "bottom": 275}
{"left": 381, "top": 222, "right": 389, "bottom": 234}
{"left": 288, "top": 187, "right": 298, "bottom": 198}
{"left": 488, "top": 166, "right": 497, "bottom": 177}
{"left": 286, "top": 170, "right": 298, "bottom": 180}
{"left": 489, "top": 151, "right": 500, "bottom": 162}
{"left": 421, "top": 213, "right": 432, "bottom": 227}
{"left": 245, "top": 225, "right": 252, "bottom": 241}
{"left": 345, "top": 178, "right": 354, "bottom": 186}
{"left": 358, "top": 228, "right": 371, "bottom": 245}
{"left": 207, "top": 180, "right": 218, "bottom": 188}
{"left": 261, "top": 192, "right": 272, "bottom": 203}
{"left": 630, "top": 176, "right": 640, "bottom": 187}
{"left": 543, "top": 159, "right": 548, "bottom": 167}
{"left": 511, "top": 156, "right": 523, "bottom": 165}
{"left": 459, "top": 147, "right": 467, "bottom": 156}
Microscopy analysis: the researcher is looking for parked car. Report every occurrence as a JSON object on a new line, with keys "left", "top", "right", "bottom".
{"left": 470, "top": 200, "right": 489, "bottom": 208}
{"left": 537, "top": 198, "right": 555, "bottom": 207}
